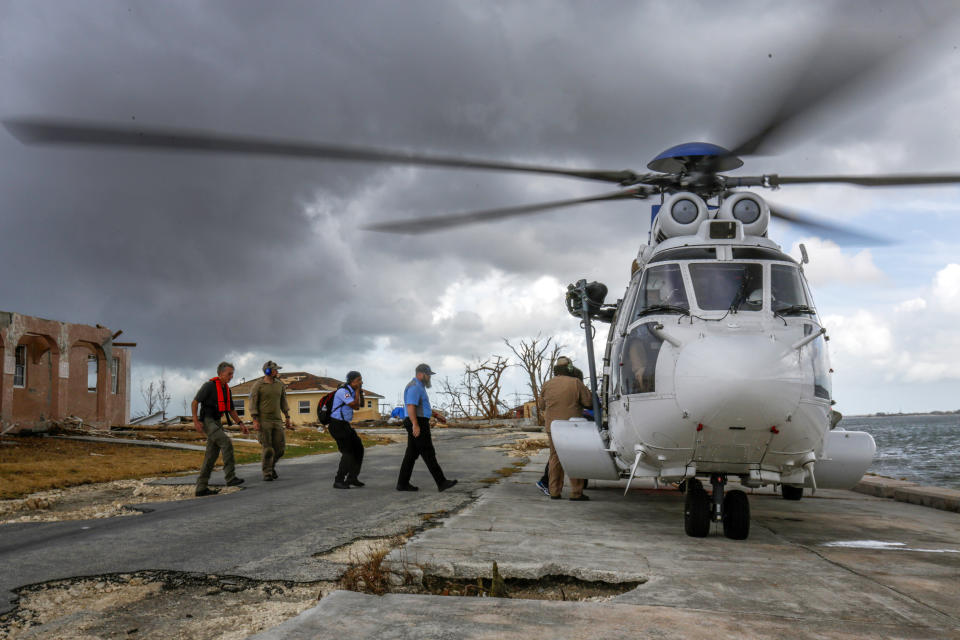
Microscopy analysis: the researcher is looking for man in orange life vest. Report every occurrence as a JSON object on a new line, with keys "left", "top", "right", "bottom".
{"left": 192, "top": 361, "right": 248, "bottom": 497}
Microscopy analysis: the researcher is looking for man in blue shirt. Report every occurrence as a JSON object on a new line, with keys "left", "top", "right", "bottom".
{"left": 396, "top": 363, "right": 457, "bottom": 492}
{"left": 329, "top": 371, "right": 365, "bottom": 490}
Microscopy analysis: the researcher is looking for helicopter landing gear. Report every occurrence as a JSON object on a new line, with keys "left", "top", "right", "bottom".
{"left": 781, "top": 484, "right": 804, "bottom": 501}
{"left": 683, "top": 479, "right": 710, "bottom": 537}
{"left": 722, "top": 490, "right": 750, "bottom": 540}
{"left": 683, "top": 475, "right": 752, "bottom": 540}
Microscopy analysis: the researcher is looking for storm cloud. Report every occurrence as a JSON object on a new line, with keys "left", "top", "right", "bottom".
{"left": 2, "top": 0, "right": 959, "bottom": 412}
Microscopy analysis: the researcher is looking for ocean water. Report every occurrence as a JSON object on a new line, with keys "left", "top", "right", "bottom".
{"left": 841, "top": 414, "right": 960, "bottom": 490}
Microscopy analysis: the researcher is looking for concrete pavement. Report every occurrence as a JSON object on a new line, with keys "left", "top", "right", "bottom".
{"left": 253, "top": 449, "right": 960, "bottom": 639}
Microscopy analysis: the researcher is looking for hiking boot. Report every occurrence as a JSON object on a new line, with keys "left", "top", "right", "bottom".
{"left": 396, "top": 484, "right": 419, "bottom": 492}
{"left": 271, "top": 470, "right": 279, "bottom": 479}
{"left": 226, "top": 477, "right": 245, "bottom": 487}
{"left": 263, "top": 475, "right": 274, "bottom": 482}
{"left": 438, "top": 479, "right": 458, "bottom": 492}
{"left": 570, "top": 494, "right": 590, "bottom": 501}
{"left": 333, "top": 481, "right": 350, "bottom": 489}
{"left": 550, "top": 494, "right": 562, "bottom": 500}
{"left": 195, "top": 487, "right": 220, "bottom": 497}
{"left": 535, "top": 480, "right": 550, "bottom": 496}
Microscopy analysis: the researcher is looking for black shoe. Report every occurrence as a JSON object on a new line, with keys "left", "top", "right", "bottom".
{"left": 438, "top": 479, "right": 458, "bottom": 492}
{"left": 333, "top": 481, "right": 350, "bottom": 489}
{"left": 347, "top": 478, "right": 365, "bottom": 487}
{"left": 226, "top": 477, "right": 245, "bottom": 487}
{"left": 263, "top": 475, "right": 274, "bottom": 482}
{"left": 271, "top": 470, "right": 278, "bottom": 479}
{"left": 570, "top": 494, "right": 590, "bottom": 501}
{"left": 550, "top": 495, "right": 562, "bottom": 500}
{"left": 396, "top": 484, "right": 419, "bottom": 492}
{"left": 195, "top": 487, "right": 220, "bottom": 497}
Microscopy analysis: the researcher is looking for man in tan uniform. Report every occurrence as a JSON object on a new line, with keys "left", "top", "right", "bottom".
{"left": 249, "top": 360, "right": 294, "bottom": 481}
{"left": 540, "top": 356, "right": 592, "bottom": 501}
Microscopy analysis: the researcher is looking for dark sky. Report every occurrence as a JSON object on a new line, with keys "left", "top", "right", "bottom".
{"left": 2, "top": 1, "right": 959, "bottom": 411}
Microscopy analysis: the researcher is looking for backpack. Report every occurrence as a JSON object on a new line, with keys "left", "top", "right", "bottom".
{"left": 316, "top": 386, "right": 346, "bottom": 425}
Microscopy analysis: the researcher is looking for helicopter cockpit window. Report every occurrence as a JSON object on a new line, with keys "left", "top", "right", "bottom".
{"left": 633, "top": 264, "right": 689, "bottom": 319}
{"left": 771, "top": 264, "right": 813, "bottom": 314}
{"left": 620, "top": 322, "right": 664, "bottom": 394}
{"left": 688, "top": 263, "right": 763, "bottom": 311}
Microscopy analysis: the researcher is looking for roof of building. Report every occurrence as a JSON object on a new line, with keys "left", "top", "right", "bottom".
{"left": 231, "top": 371, "right": 384, "bottom": 398}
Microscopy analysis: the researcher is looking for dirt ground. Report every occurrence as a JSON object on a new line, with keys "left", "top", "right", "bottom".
{"left": 0, "top": 572, "right": 332, "bottom": 640}
{"left": 0, "top": 478, "right": 244, "bottom": 524}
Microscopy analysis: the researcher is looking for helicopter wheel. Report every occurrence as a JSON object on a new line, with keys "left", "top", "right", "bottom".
{"left": 781, "top": 484, "right": 804, "bottom": 501}
{"left": 722, "top": 490, "right": 750, "bottom": 540}
{"left": 683, "top": 481, "right": 710, "bottom": 538}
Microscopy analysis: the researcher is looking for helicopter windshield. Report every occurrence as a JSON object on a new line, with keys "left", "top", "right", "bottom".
{"left": 771, "top": 264, "right": 813, "bottom": 314}
{"left": 633, "top": 264, "right": 689, "bottom": 318}
{"left": 688, "top": 263, "right": 763, "bottom": 311}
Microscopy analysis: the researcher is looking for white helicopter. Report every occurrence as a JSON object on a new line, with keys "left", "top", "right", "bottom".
{"left": 7, "top": 40, "right": 960, "bottom": 540}
{"left": 550, "top": 142, "right": 880, "bottom": 541}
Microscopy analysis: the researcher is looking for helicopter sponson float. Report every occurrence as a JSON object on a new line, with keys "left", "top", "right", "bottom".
{"left": 551, "top": 144, "right": 877, "bottom": 540}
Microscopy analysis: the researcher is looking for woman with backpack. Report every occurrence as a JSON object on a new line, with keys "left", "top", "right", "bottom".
{"left": 327, "top": 371, "right": 366, "bottom": 489}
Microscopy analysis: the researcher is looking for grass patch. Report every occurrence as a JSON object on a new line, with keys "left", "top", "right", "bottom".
{"left": 0, "top": 430, "right": 394, "bottom": 499}
{"left": 0, "top": 438, "right": 206, "bottom": 499}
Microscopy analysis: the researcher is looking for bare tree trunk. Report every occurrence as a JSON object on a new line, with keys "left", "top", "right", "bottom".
{"left": 504, "top": 335, "right": 564, "bottom": 425}
{"left": 465, "top": 356, "right": 510, "bottom": 419}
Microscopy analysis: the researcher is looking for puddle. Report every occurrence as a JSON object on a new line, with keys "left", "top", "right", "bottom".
{"left": 821, "top": 540, "right": 959, "bottom": 553}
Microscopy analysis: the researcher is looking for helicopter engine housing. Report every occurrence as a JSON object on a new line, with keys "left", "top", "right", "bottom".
{"left": 653, "top": 192, "right": 709, "bottom": 242}
{"left": 716, "top": 192, "right": 770, "bottom": 237}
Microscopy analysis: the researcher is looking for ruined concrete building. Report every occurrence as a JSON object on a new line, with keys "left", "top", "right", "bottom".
{"left": 0, "top": 311, "right": 133, "bottom": 432}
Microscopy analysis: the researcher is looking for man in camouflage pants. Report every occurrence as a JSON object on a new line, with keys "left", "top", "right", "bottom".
{"left": 249, "top": 360, "right": 294, "bottom": 481}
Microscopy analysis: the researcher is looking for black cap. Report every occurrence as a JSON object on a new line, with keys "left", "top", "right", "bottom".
{"left": 415, "top": 363, "right": 437, "bottom": 376}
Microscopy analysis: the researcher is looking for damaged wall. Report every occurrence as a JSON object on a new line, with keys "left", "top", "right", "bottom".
{"left": 0, "top": 311, "right": 132, "bottom": 431}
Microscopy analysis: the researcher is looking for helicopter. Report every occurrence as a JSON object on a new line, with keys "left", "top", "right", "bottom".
{"left": 5, "top": 23, "right": 960, "bottom": 541}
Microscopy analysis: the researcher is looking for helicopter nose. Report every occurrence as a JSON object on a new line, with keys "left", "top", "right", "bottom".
{"left": 674, "top": 335, "right": 803, "bottom": 428}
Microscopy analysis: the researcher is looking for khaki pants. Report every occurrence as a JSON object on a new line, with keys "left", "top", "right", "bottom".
{"left": 546, "top": 424, "right": 585, "bottom": 499}
{"left": 197, "top": 417, "right": 236, "bottom": 490}
{"left": 259, "top": 420, "right": 286, "bottom": 478}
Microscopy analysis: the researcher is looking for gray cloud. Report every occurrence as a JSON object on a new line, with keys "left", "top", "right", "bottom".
{"left": 2, "top": 0, "right": 958, "bottom": 409}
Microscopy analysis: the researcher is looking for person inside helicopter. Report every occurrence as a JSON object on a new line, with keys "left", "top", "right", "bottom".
{"left": 620, "top": 323, "right": 664, "bottom": 395}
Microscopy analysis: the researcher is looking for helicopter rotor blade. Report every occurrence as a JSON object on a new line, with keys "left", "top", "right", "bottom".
{"left": 365, "top": 186, "right": 652, "bottom": 234}
{"left": 725, "top": 9, "right": 956, "bottom": 159}
{"left": 3, "top": 118, "right": 640, "bottom": 185}
{"left": 772, "top": 173, "right": 960, "bottom": 188}
{"left": 766, "top": 201, "right": 891, "bottom": 246}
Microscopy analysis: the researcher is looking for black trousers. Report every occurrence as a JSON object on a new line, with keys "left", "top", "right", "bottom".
{"left": 328, "top": 419, "right": 364, "bottom": 482}
{"left": 397, "top": 416, "right": 446, "bottom": 488}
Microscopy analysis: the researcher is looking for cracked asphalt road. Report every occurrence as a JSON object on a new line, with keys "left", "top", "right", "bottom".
{"left": 0, "top": 427, "right": 520, "bottom": 614}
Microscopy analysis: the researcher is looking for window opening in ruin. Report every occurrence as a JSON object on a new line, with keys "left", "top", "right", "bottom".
{"left": 87, "top": 355, "right": 98, "bottom": 392}
{"left": 298, "top": 400, "right": 310, "bottom": 414}
{"left": 111, "top": 357, "right": 120, "bottom": 394}
{"left": 14, "top": 345, "right": 27, "bottom": 388}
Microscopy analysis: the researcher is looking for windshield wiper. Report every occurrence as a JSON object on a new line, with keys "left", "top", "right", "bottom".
{"left": 637, "top": 304, "right": 690, "bottom": 318}
{"left": 774, "top": 304, "right": 815, "bottom": 316}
